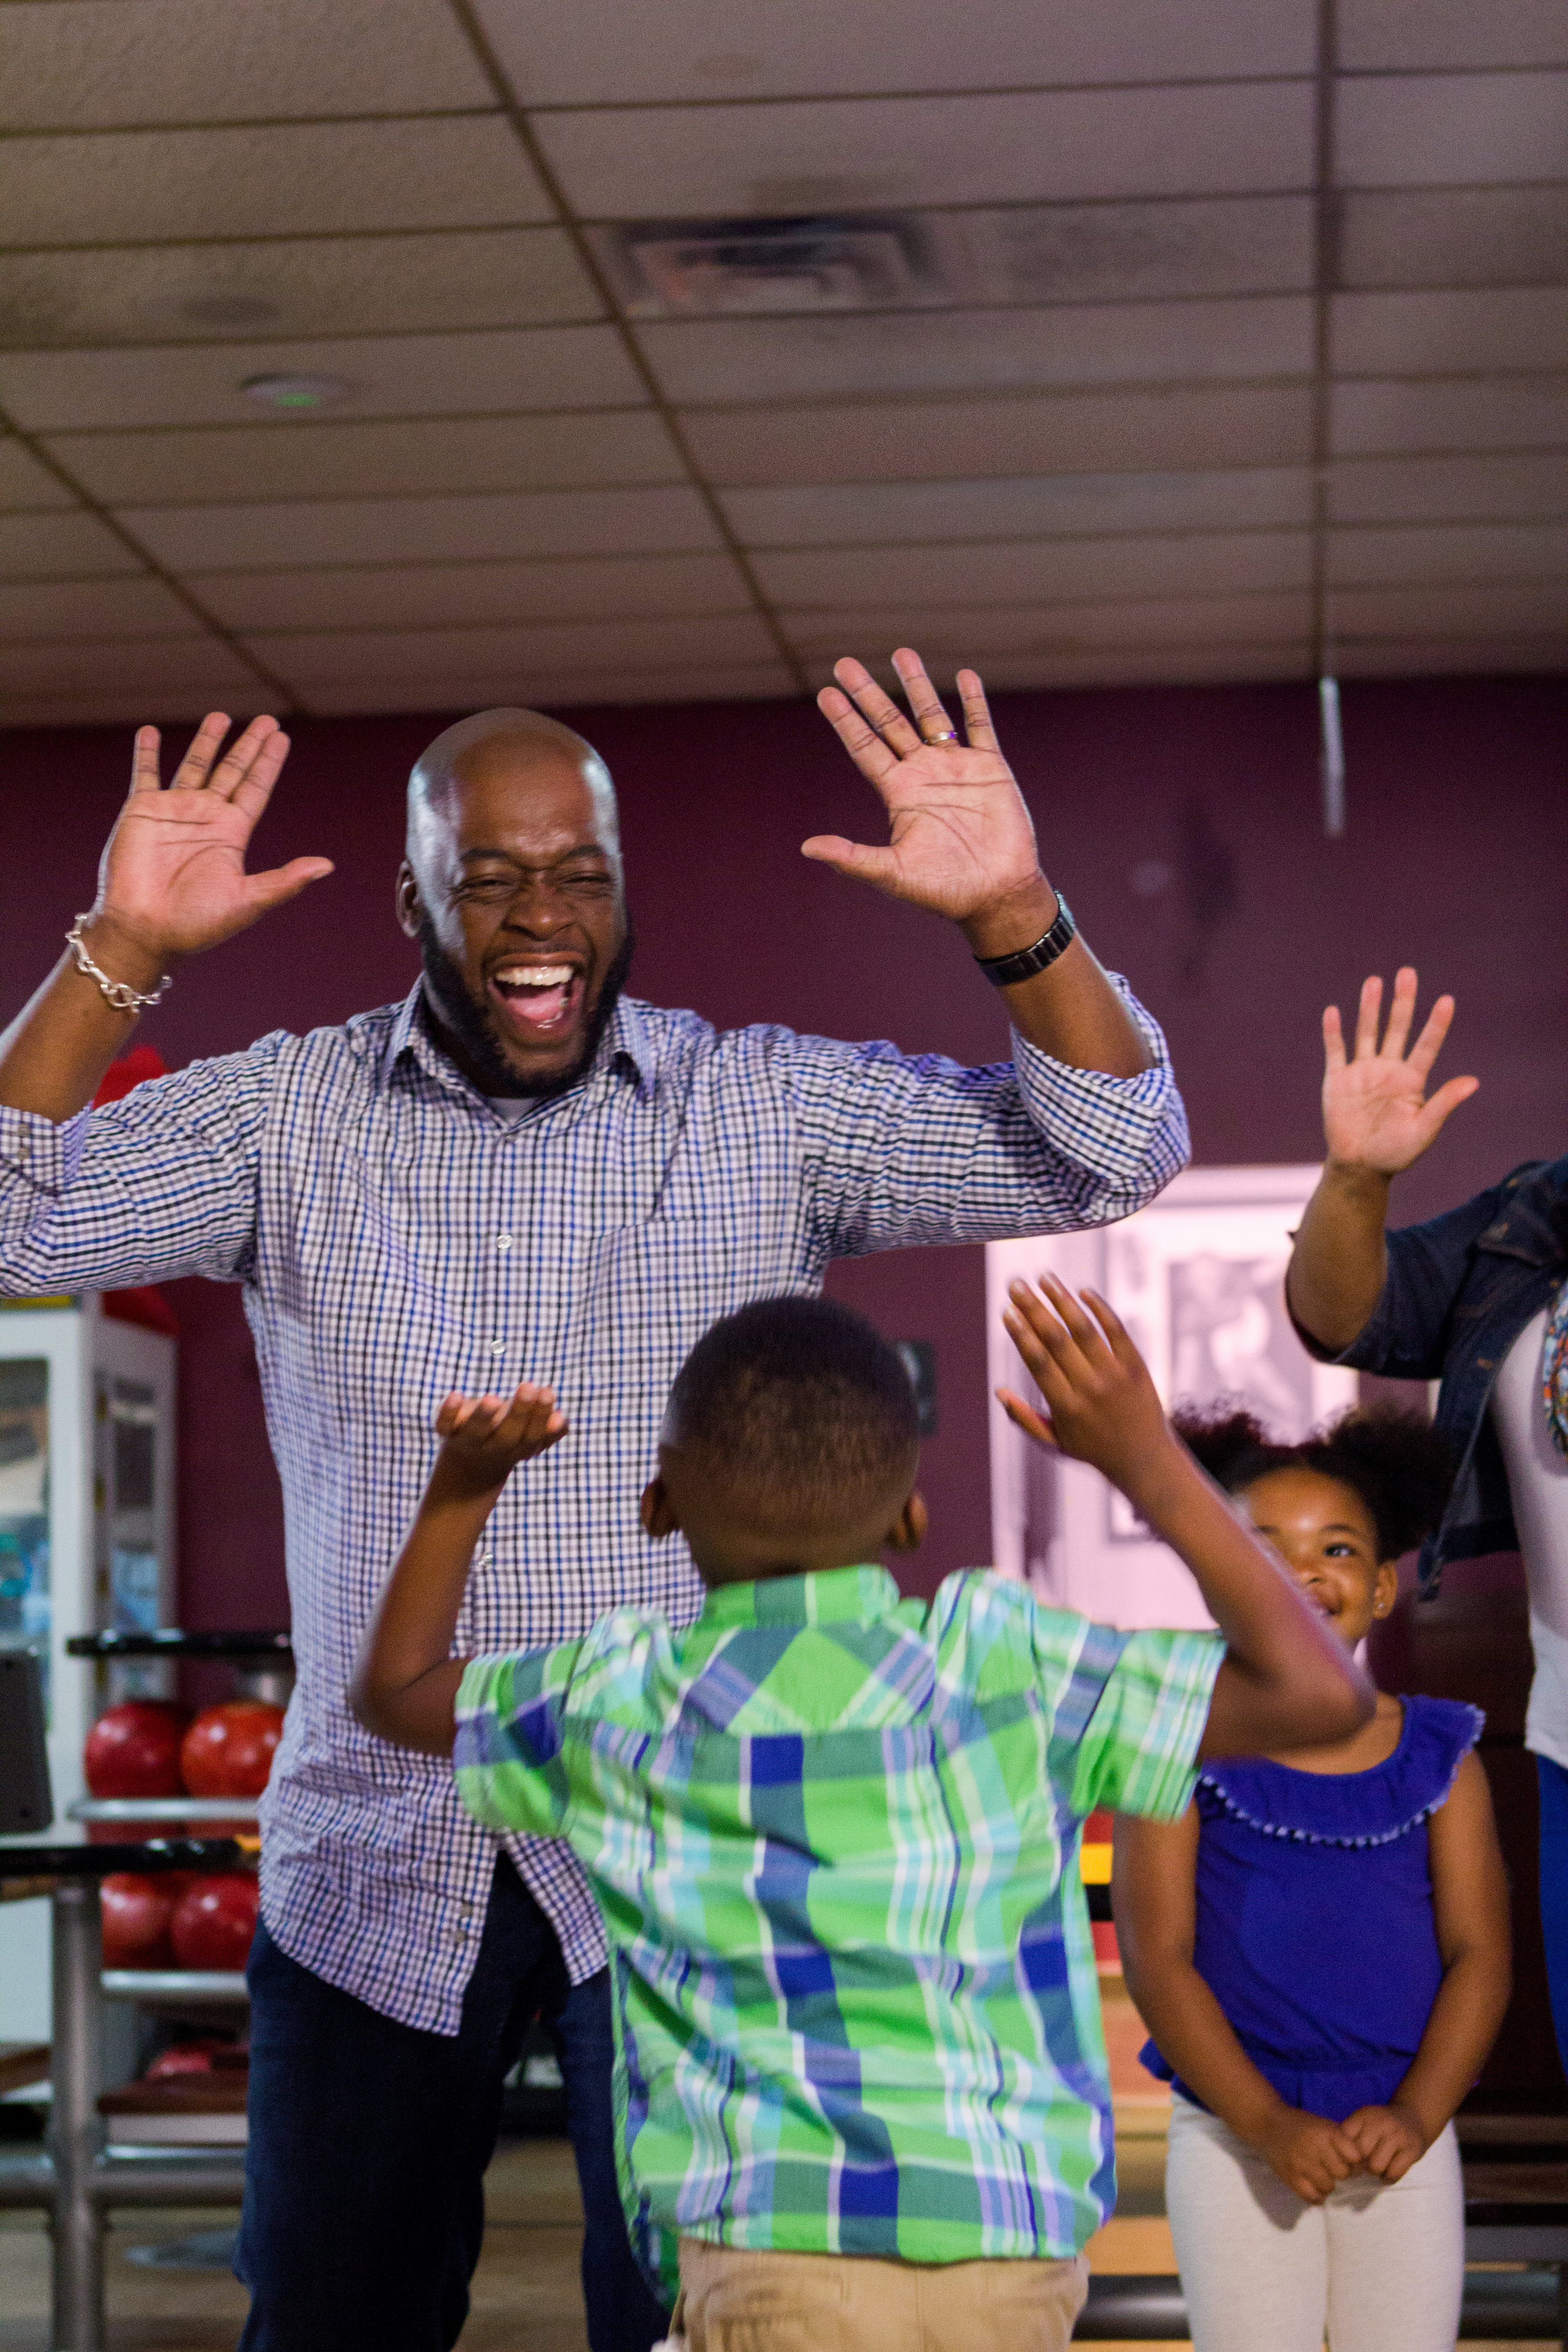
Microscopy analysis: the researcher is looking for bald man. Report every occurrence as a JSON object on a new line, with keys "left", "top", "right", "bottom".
{"left": 0, "top": 654, "right": 1189, "bottom": 2352}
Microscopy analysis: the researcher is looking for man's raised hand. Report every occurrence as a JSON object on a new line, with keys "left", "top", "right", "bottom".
{"left": 806, "top": 651, "right": 1046, "bottom": 928}
{"left": 432, "top": 1382, "right": 568, "bottom": 1498}
{"left": 1323, "top": 969, "right": 1479, "bottom": 1177}
{"left": 91, "top": 713, "right": 333, "bottom": 972}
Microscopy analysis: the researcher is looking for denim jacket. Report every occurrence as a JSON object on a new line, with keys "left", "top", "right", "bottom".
{"left": 1300, "top": 1155, "right": 1568, "bottom": 1594}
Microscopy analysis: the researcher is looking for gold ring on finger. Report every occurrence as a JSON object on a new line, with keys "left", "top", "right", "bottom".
{"left": 923, "top": 727, "right": 960, "bottom": 744}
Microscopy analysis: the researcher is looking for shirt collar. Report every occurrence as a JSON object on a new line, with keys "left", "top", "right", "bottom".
{"left": 696, "top": 1563, "right": 900, "bottom": 1632}
{"left": 382, "top": 981, "right": 656, "bottom": 1104}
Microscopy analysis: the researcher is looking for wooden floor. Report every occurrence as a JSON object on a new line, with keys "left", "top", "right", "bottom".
{"left": 1, "top": 1994, "right": 1557, "bottom": 2350}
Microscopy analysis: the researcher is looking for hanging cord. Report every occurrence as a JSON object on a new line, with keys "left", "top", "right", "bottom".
{"left": 1311, "top": 0, "right": 1344, "bottom": 836}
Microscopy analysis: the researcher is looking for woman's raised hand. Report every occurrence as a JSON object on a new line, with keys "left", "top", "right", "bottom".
{"left": 1321, "top": 969, "right": 1478, "bottom": 1176}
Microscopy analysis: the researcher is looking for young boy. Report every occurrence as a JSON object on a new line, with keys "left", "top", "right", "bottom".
{"left": 352, "top": 1277, "right": 1369, "bottom": 2352}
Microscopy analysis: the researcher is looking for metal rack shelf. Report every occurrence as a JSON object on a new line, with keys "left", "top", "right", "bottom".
{"left": 69, "top": 1797, "right": 260, "bottom": 1825}
{"left": 102, "top": 1970, "right": 248, "bottom": 2004}
{"left": 65, "top": 1629, "right": 290, "bottom": 1661}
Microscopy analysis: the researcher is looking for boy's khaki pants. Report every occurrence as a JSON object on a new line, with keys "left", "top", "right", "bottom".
{"left": 672, "top": 2237, "right": 1089, "bottom": 2351}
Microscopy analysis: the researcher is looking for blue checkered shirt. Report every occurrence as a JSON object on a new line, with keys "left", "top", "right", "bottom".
{"left": 0, "top": 979, "right": 1186, "bottom": 2030}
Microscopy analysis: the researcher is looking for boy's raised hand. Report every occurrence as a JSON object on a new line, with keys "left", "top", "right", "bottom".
{"left": 998, "top": 1274, "right": 1172, "bottom": 1498}
{"left": 433, "top": 1382, "right": 568, "bottom": 1496}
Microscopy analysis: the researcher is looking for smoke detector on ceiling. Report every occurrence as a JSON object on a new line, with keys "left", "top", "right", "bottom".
{"left": 603, "top": 214, "right": 932, "bottom": 316}
{"left": 241, "top": 372, "right": 353, "bottom": 412}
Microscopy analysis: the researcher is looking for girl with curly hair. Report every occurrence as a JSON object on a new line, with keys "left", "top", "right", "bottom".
{"left": 1114, "top": 1406, "right": 1512, "bottom": 2352}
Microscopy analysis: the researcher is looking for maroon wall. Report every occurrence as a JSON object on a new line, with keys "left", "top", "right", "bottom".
{"left": 3, "top": 671, "right": 1564, "bottom": 1625}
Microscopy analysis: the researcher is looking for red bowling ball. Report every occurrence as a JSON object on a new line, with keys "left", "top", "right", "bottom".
{"left": 100, "top": 1872, "right": 181, "bottom": 1968}
{"left": 83, "top": 1701, "right": 191, "bottom": 1800}
{"left": 179, "top": 1700, "right": 284, "bottom": 1798}
{"left": 169, "top": 1873, "right": 260, "bottom": 1971}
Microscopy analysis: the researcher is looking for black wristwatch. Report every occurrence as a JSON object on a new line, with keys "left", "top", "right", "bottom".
{"left": 974, "top": 894, "right": 1076, "bottom": 988}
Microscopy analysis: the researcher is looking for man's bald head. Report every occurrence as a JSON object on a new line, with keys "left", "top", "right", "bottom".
{"left": 407, "top": 706, "right": 620, "bottom": 879}
{"left": 397, "top": 705, "right": 632, "bottom": 1101}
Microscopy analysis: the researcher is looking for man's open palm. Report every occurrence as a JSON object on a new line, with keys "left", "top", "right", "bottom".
{"left": 1323, "top": 969, "right": 1478, "bottom": 1176}
{"left": 98, "top": 713, "right": 333, "bottom": 961}
{"left": 806, "top": 651, "right": 1043, "bottom": 923}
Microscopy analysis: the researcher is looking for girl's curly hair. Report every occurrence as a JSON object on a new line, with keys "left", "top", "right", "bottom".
{"left": 1170, "top": 1402, "right": 1455, "bottom": 1564}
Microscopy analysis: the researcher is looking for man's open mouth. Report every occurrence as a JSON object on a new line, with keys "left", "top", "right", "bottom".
{"left": 488, "top": 961, "right": 586, "bottom": 1040}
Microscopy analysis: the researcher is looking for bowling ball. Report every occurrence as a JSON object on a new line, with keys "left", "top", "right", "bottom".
{"left": 100, "top": 1872, "right": 179, "bottom": 1968}
{"left": 169, "top": 1873, "right": 259, "bottom": 1971}
{"left": 179, "top": 1701, "right": 284, "bottom": 1798}
{"left": 146, "top": 2038, "right": 246, "bottom": 2080}
{"left": 83, "top": 1701, "right": 191, "bottom": 1799}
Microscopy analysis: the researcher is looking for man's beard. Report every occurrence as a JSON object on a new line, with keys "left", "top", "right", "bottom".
{"left": 414, "top": 914, "right": 636, "bottom": 1102}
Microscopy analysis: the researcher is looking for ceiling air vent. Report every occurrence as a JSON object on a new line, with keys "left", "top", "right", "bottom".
{"left": 601, "top": 214, "right": 931, "bottom": 317}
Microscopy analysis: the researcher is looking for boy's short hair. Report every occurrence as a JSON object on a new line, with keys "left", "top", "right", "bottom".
{"left": 665, "top": 1295, "right": 920, "bottom": 1530}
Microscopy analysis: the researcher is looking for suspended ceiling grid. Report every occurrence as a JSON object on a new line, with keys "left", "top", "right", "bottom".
{"left": 0, "top": 0, "right": 1563, "bottom": 727}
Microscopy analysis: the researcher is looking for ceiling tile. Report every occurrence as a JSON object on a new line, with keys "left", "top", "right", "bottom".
{"left": 124, "top": 487, "right": 724, "bottom": 572}
{"left": 0, "top": 328, "right": 646, "bottom": 435}
{"left": 1330, "top": 451, "right": 1568, "bottom": 521}
{"left": 479, "top": 0, "right": 1313, "bottom": 105}
{"left": 49, "top": 414, "right": 680, "bottom": 508}
{"left": 303, "top": 663, "right": 798, "bottom": 716}
{"left": 894, "top": 197, "right": 1311, "bottom": 308}
{"left": 1338, "top": 187, "right": 1568, "bottom": 289}
{"left": 757, "top": 531, "right": 1310, "bottom": 611}
{"left": 1342, "top": 1, "right": 1568, "bottom": 71}
{"left": 1337, "top": 71, "right": 1568, "bottom": 187}
{"left": 1328, "top": 580, "right": 1568, "bottom": 636}
{"left": 0, "top": 440, "right": 76, "bottom": 511}
{"left": 804, "top": 644, "right": 1312, "bottom": 692}
{"left": 1332, "top": 287, "right": 1568, "bottom": 374}
{"left": 0, "top": 636, "right": 259, "bottom": 695}
{"left": 1331, "top": 635, "right": 1567, "bottom": 678}
{"left": 684, "top": 386, "right": 1314, "bottom": 485}
{"left": 640, "top": 298, "right": 1313, "bottom": 407}
{"left": 193, "top": 552, "right": 754, "bottom": 633}
{"left": 722, "top": 468, "right": 1314, "bottom": 545}
{"left": 0, "top": 0, "right": 494, "bottom": 130}
{"left": 0, "top": 121, "right": 548, "bottom": 251}
{"left": 0, "top": 511, "right": 142, "bottom": 579}
{"left": 1329, "top": 522, "right": 1568, "bottom": 586}
{"left": 1, "top": 688, "right": 279, "bottom": 730}
{"left": 781, "top": 591, "right": 1311, "bottom": 659}
{"left": 534, "top": 84, "right": 1315, "bottom": 220}
{"left": 248, "top": 612, "right": 779, "bottom": 685}
{"left": 1333, "top": 375, "right": 1568, "bottom": 454}
{"left": 0, "top": 231, "right": 601, "bottom": 352}
{"left": 0, "top": 576, "right": 201, "bottom": 640}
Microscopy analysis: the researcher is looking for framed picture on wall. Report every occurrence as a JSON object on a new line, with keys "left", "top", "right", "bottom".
{"left": 986, "top": 1166, "right": 1357, "bottom": 1629}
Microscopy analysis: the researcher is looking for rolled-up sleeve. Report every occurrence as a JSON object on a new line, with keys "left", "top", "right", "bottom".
{"left": 779, "top": 972, "right": 1189, "bottom": 1258}
{"left": 0, "top": 1036, "right": 284, "bottom": 1297}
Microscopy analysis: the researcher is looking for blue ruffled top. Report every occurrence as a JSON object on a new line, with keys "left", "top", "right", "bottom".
{"left": 1141, "top": 1693, "right": 1484, "bottom": 2123}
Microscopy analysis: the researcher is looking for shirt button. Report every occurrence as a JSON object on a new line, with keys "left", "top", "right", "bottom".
{"left": 495, "top": 1233, "right": 513, "bottom": 1251}
{"left": 489, "top": 1338, "right": 506, "bottom": 1356}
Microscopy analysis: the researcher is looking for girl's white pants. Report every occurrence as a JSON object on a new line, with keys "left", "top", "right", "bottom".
{"left": 1165, "top": 2096, "right": 1464, "bottom": 2352}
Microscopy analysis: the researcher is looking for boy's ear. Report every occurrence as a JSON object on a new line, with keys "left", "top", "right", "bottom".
{"left": 886, "top": 1491, "right": 928, "bottom": 1553}
{"left": 1370, "top": 1560, "right": 1400, "bottom": 1620}
{"left": 641, "top": 1475, "right": 679, "bottom": 1540}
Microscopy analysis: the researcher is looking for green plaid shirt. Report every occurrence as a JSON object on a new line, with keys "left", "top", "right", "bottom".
{"left": 456, "top": 1565, "right": 1221, "bottom": 2291}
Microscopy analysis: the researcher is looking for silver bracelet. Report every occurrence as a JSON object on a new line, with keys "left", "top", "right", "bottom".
{"left": 65, "top": 916, "right": 172, "bottom": 1014}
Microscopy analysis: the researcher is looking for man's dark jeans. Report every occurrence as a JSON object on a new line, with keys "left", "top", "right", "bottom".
{"left": 235, "top": 1857, "right": 669, "bottom": 2352}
